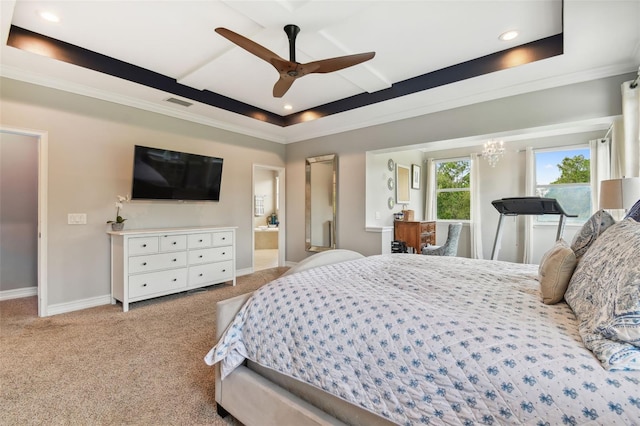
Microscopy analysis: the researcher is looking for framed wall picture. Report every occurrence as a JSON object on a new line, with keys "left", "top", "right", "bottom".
{"left": 411, "top": 164, "right": 421, "bottom": 189}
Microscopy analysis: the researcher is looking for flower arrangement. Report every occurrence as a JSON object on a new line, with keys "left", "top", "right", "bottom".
{"left": 107, "top": 195, "right": 130, "bottom": 224}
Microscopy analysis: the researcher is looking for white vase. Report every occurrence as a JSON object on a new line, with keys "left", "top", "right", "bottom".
{"left": 111, "top": 222, "right": 125, "bottom": 231}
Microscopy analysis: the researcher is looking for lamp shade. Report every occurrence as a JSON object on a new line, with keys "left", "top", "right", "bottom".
{"left": 599, "top": 177, "right": 640, "bottom": 210}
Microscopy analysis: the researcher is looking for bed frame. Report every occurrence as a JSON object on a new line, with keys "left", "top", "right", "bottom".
{"left": 214, "top": 250, "right": 391, "bottom": 426}
{"left": 215, "top": 293, "right": 394, "bottom": 426}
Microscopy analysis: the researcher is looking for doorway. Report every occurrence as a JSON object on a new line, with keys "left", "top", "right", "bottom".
{"left": 0, "top": 127, "right": 48, "bottom": 317}
{"left": 252, "top": 165, "right": 285, "bottom": 271}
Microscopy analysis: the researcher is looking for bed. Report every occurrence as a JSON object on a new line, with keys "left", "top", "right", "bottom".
{"left": 206, "top": 216, "right": 640, "bottom": 425}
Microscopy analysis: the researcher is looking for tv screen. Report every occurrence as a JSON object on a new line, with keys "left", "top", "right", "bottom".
{"left": 131, "top": 145, "right": 223, "bottom": 201}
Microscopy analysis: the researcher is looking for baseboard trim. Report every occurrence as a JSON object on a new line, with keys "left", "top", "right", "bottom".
{"left": 47, "top": 295, "right": 112, "bottom": 316}
{"left": 0, "top": 286, "right": 37, "bottom": 301}
{"left": 236, "top": 267, "right": 253, "bottom": 277}
{"left": 3, "top": 268, "right": 280, "bottom": 314}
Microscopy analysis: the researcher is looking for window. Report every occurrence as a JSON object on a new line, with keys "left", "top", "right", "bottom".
{"left": 435, "top": 158, "right": 471, "bottom": 220}
{"left": 534, "top": 146, "right": 591, "bottom": 222}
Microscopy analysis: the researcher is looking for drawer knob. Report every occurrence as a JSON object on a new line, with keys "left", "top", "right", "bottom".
{"left": 222, "top": 252, "right": 226, "bottom": 255}
{"left": 222, "top": 237, "right": 226, "bottom": 240}
{"left": 172, "top": 259, "right": 177, "bottom": 262}
{"left": 222, "top": 269, "right": 226, "bottom": 272}
{"left": 172, "top": 278, "right": 177, "bottom": 282}
{"left": 199, "top": 273, "right": 203, "bottom": 277}
{"left": 199, "top": 255, "right": 203, "bottom": 258}
{"left": 142, "top": 262, "right": 147, "bottom": 266}
{"left": 143, "top": 283, "right": 147, "bottom": 287}
{"left": 199, "top": 239, "right": 203, "bottom": 242}
{"left": 142, "top": 244, "right": 147, "bottom": 247}
{"left": 172, "top": 242, "right": 176, "bottom": 245}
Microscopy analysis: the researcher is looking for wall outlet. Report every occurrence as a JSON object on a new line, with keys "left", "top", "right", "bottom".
{"left": 375, "top": 211, "right": 381, "bottom": 220}
{"left": 68, "top": 213, "right": 87, "bottom": 225}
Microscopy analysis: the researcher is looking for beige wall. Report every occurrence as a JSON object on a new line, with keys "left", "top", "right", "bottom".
{"left": 0, "top": 71, "right": 633, "bottom": 310}
{"left": 285, "top": 73, "right": 632, "bottom": 263}
{"left": 0, "top": 77, "right": 285, "bottom": 307}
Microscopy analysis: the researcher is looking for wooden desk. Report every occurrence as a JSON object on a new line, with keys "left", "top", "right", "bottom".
{"left": 394, "top": 221, "right": 436, "bottom": 253}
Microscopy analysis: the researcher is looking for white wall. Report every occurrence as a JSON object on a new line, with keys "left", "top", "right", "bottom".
{"left": 366, "top": 149, "right": 425, "bottom": 227}
{"left": 285, "top": 73, "right": 632, "bottom": 263}
{"left": 0, "top": 133, "right": 38, "bottom": 291}
{"left": 0, "top": 77, "right": 285, "bottom": 307}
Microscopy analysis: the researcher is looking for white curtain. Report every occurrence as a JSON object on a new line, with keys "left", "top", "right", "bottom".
{"left": 523, "top": 147, "right": 535, "bottom": 264}
{"left": 589, "top": 138, "right": 611, "bottom": 211}
{"left": 469, "top": 153, "right": 483, "bottom": 259}
{"left": 424, "top": 158, "right": 436, "bottom": 221}
{"left": 613, "top": 79, "right": 640, "bottom": 178}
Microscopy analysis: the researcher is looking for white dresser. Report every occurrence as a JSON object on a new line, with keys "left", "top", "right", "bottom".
{"left": 108, "top": 226, "right": 236, "bottom": 312}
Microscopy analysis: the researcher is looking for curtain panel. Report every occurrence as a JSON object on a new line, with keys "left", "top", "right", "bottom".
{"left": 470, "top": 153, "right": 483, "bottom": 259}
{"left": 615, "top": 79, "right": 640, "bottom": 178}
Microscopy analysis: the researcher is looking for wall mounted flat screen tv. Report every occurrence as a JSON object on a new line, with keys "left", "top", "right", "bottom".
{"left": 131, "top": 145, "right": 223, "bottom": 201}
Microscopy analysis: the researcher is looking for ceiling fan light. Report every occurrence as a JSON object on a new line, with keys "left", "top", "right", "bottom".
{"left": 499, "top": 30, "right": 519, "bottom": 41}
{"left": 284, "top": 104, "right": 293, "bottom": 111}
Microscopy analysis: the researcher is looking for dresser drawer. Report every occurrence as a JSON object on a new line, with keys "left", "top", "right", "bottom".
{"left": 188, "top": 247, "right": 233, "bottom": 265}
{"left": 128, "top": 237, "right": 159, "bottom": 255}
{"left": 188, "top": 233, "right": 212, "bottom": 249}
{"left": 128, "top": 251, "right": 188, "bottom": 274}
{"left": 212, "top": 231, "right": 233, "bottom": 247}
{"left": 189, "top": 261, "right": 233, "bottom": 286}
{"left": 421, "top": 222, "right": 435, "bottom": 233}
{"left": 128, "top": 268, "right": 187, "bottom": 299}
{"left": 159, "top": 234, "right": 187, "bottom": 251}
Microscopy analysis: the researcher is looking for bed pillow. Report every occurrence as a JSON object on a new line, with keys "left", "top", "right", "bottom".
{"left": 624, "top": 198, "right": 640, "bottom": 222}
{"left": 538, "top": 239, "right": 576, "bottom": 305}
{"left": 570, "top": 209, "right": 615, "bottom": 260}
{"left": 564, "top": 218, "right": 640, "bottom": 370}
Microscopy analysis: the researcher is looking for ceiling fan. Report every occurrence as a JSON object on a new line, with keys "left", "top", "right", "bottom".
{"left": 215, "top": 24, "right": 376, "bottom": 98}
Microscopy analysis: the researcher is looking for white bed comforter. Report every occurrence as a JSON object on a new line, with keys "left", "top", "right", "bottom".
{"left": 206, "top": 254, "right": 640, "bottom": 425}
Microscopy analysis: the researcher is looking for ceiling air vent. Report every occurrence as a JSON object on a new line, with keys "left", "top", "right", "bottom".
{"left": 164, "top": 97, "right": 193, "bottom": 107}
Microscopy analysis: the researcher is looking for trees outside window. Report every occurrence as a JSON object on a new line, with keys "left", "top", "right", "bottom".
{"left": 535, "top": 147, "right": 591, "bottom": 222}
{"left": 436, "top": 159, "right": 470, "bottom": 220}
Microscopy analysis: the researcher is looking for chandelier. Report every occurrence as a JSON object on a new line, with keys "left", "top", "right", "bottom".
{"left": 482, "top": 139, "right": 505, "bottom": 167}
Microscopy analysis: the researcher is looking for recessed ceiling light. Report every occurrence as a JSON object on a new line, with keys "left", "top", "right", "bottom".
{"left": 499, "top": 30, "right": 519, "bottom": 41}
{"left": 284, "top": 104, "right": 293, "bottom": 111}
{"left": 40, "top": 11, "right": 60, "bottom": 23}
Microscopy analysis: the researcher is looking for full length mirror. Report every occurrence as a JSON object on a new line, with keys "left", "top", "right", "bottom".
{"left": 306, "top": 154, "right": 337, "bottom": 252}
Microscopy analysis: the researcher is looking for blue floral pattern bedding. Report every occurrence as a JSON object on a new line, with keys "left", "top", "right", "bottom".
{"left": 205, "top": 254, "right": 640, "bottom": 425}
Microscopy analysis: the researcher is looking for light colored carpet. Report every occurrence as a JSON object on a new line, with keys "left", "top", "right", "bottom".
{"left": 0, "top": 267, "right": 288, "bottom": 426}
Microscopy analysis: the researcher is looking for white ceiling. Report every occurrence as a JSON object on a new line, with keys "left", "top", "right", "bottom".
{"left": 1, "top": 0, "right": 639, "bottom": 144}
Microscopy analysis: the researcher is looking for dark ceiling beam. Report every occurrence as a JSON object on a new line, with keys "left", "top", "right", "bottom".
{"left": 7, "top": 25, "right": 563, "bottom": 129}
{"left": 7, "top": 25, "right": 286, "bottom": 126}
{"left": 283, "top": 33, "right": 564, "bottom": 126}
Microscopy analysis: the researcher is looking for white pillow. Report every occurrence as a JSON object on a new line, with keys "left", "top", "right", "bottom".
{"left": 570, "top": 209, "right": 615, "bottom": 260}
{"left": 565, "top": 218, "right": 640, "bottom": 370}
{"left": 538, "top": 239, "right": 577, "bottom": 305}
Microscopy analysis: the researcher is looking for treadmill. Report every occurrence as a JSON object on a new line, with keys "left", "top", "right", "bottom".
{"left": 490, "top": 197, "right": 577, "bottom": 260}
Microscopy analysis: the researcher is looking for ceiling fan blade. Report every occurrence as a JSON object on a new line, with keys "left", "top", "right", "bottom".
{"left": 306, "top": 52, "right": 375, "bottom": 74}
{"left": 273, "top": 76, "right": 296, "bottom": 98}
{"left": 215, "top": 27, "right": 285, "bottom": 67}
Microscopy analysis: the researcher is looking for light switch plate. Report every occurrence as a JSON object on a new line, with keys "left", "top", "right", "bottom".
{"left": 68, "top": 213, "right": 87, "bottom": 225}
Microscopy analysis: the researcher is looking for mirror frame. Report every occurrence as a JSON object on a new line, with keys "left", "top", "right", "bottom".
{"left": 305, "top": 154, "right": 337, "bottom": 252}
{"left": 396, "top": 164, "right": 411, "bottom": 204}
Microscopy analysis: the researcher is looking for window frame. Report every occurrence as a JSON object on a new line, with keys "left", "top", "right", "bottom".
{"left": 533, "top": 144, "right": 591, "bottom": 224}
{"left": 434, "top": 156, "right": 472, "bottom": 222}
